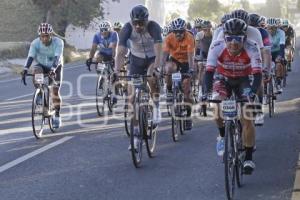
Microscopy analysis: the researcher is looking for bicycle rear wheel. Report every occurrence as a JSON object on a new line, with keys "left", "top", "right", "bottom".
{"left": 32, "top": 89, "right": 45, "bottom": 139}
{"left": 96, "top": 75, "right": 105, "bottom": 116}
{"left": 145, "top": 105, "right": 157, "bottom": 158}
{"left": 224, "top": 121, "right": 236, "bottom": 200}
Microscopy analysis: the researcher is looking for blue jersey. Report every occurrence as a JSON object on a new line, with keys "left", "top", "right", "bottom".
{"left": 270, "top": 28, "right": 285, "bottom": 53}
{"left": 28, "top": 37, "right": 64, "bottom": 69}
{"left": 92, "top": 31, "right": 118, "bottom": 56}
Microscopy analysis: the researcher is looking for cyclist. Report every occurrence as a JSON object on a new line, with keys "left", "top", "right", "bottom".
{"left": 114, "top": 5, "right": 163, "bottom": 147}
{"left": 248, "top": 13, "right": 272, "bottom": 126}
{"left": 194, "top": 20, "right": 213, "bottom": 115}
{"left": 212, "top": 13, "right": 231, "bottom": 40}
{"left": 266, "top": 18, "right": 286, "bottom": 94}
{"left": 86, "top": 20, "right": 118, "bottom": 65}
{"left": 86, "top": 20, "right": 119, "bottom": 104}
{"left": 281, "top": 19, "right": 295, "bottom": 71}
{"left": 203, "top": 18, "right": 262, "bottom": 174}
{"left": 161, "top": 17, "right": 195, "bottom": 130}
{"left": 21, "top": 23, "right": 64, "bottom": 128}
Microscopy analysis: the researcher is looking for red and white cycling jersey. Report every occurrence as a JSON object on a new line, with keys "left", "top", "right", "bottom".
{"left": 206, "top": 39, "right": 262, "bottom": 78}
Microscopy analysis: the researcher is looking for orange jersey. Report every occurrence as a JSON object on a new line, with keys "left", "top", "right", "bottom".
{"left": 163, "top": 31, "right": 195, "bottom": 63}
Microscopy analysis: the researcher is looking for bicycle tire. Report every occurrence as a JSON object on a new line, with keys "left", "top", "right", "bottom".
{"left": 269, "top": 79, "right": 275, "bottom": 118}
{"left": 179, "top": 93, "right": 184, "bottom": 135}
{"left": 235, "top": 120, "right": 244, "bottom": 188}
{"left": 145, "top": 104, "right": 157, "bottom": 158}
{"left": 130, "top": 91, "right": 143, "bottom": 168}
{"left": 96, "top": 75, "right": 105, "bottom": 116}
{"left": 48, "top": 87, "right": 58, "bottom": 133}
{"left": 171, "top": 89, "right": 180, "bottom": 142}
{"left": 224, "top": 121, "right": 236, "bottom": 200}
{"left": 32, "top": 88, "right": 45, "bottom": 139}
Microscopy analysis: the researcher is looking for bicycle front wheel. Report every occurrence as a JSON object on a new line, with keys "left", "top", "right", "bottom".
{"left": 130, "top": 92, "right": 143, "bottom": 168}
{"left": 32, "top": 88, "right": 45, "bottom": 139}
{"left": 96, "top": 75, "right": 106, "bottom": 116}
{"left": 145, "top": 105, "right": 157, "bottom": 158}
{"left": 224, "top": 121, "right": 236, "bottom": 200}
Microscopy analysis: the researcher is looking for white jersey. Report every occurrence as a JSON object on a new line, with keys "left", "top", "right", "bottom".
{"left": 206, "top": 39, "right": 262, "bottom": 78}
{"left": 213, "top": 25, "right": 264, "bottom": 49}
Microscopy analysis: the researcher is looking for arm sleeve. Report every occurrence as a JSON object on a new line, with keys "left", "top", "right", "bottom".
{"left": 204, "top": 71, "right": 214, "bottom": 93}
{"left": 119, "top": 23, "right": 132, "bottom": 47}
{"left": 52, "top": 56, "right": 60, "bottom": 69}
{"left": 148, "top": 21, "right": 163, "bottom": 43}
{"left": 24, "top": 57, "right": 34, "bottom": 69}
{"left": 251, "top": 73, "right": 262, "bottom": 93}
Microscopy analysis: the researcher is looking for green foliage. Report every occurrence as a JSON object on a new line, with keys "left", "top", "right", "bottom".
{"left": 31, "top": 0, "right": 120, "bottom": 36}
{"left": 188, "top": 0, "right": 224, "bottom": 23}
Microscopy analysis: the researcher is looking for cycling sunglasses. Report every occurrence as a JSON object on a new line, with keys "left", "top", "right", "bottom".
{"left": 173, "top": 30, "right": 185, "bottom": 35}
{"left": 132, "top": 20, "right": 145, "bottom": 26}
{"left": 100, "top": 28, "right": 109, "bottom": 33}
{"left": 224, "top": 35, "right": 245, "bottom": 43}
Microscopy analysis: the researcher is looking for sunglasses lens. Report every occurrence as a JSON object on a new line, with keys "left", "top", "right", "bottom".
{"left": 225, "top": 35, "right": 243, "bottom": 42}
{"left": 100, "top": 28, "right": 108, "bottom": 32}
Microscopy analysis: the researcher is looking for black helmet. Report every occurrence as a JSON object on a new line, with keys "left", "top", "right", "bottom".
{"left": 130, "top": 5, "right": 149, "bottom": 21}
{"left": 248, "top": 13, "right": 261, "bottom": 27}
{"left": 231, "top": 9, "right": 249, "bottom": 24}
{"left": 221, "top": 13, "right": 231, "bottom": 24}
{"left": 223, "top": 18, "right": 247, "bottom": 35}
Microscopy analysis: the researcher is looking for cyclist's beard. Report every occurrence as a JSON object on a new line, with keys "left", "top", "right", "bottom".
{"left": 227, "top": 43, "right": 243, "bottom": 56}
{"left": 42, "top": 37, "right": 52, "bottom": 46}
{"left": 135, "top": 26, "right": 145, "bottom": 33}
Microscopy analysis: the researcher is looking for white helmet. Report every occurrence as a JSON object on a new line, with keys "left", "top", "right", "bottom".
{"left": 38, "top": 23, "right": 53, "bottom": 35}
{"left": 113, "top": 22, "right": 123, "bottom": 29}
{"left": 99, "top": 20, "right": 111, "bottom": 31}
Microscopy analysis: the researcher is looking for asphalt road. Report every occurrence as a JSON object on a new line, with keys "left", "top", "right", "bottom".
{"left": 0, "top": 52, "right": 300, "bottom": 200}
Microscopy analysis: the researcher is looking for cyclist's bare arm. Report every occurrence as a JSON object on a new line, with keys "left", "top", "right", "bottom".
{"left": 115, "top": 45, "right": 127, "bottom": 72}
{"left": 153, "top": 43, "right": 162, "bottom": 70}
{"left": 188, "top": 51, "right": 195, "bottom": 70}
{"left": 160, "top": 51, "right": 169, "bottom": 71}
{"left": 89, "top": 43, "right": 98, "bottom": 59}
{"left": 261, "top": 47, "right": 271, "bottom": 73}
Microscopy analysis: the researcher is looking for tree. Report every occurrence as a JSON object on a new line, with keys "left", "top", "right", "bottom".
{"left": 240, "top": 0, "right": 250, "bottom": 11}
{"left": 188, "top": 0, "right": 224, "bottom": 23}
{"left": 31, "top": 0, "right": 119, "bottom": 38}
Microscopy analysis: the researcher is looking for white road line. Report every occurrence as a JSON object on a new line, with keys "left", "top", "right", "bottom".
{"left": 6, "top": 93, "right": 33, "bottom": 101}
{"left": 292, "top": 152, "right": 300, "bottom": 200}
{"left": 0, "top": 136, "right": 73, "bottom": 173}
{"left": 0, "top": 63, "right": 83, "bottom": 84}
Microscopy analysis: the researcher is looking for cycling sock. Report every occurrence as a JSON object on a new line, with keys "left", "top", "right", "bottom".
{"left": 245, "top": 147, "right": 253, "bottom": 160}
{"left": 219, "top": 127, "right": 225, "bottom": 137}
